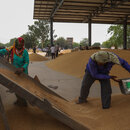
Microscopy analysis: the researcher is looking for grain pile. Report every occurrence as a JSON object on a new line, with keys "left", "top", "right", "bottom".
{"left": 0, "top": 105, "right": 71, "bottom": 130}
{"left": 1, "top": 68, "right": 130, "bottom": 130}
{"left": 46, "top": 49, "right": 130, "bottom": 86}
{"left": 60, "top": 49, "right": 71, "bottom": 54}
{"left": 29, "top": 53, "right": 48, "bottom": 62}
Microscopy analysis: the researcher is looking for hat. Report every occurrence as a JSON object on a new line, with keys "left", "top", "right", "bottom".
{"left": 91, "top": 51, "right": 120, "bottom": 65}
{"left": 15, "top": 37, "right": 24, "bottom": 49}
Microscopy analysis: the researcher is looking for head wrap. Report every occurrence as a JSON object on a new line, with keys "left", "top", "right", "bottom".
{"left": 15, "top": 37, "right": 24, "bottom": 49}
{"left": 10, "top": 37, "right": 25, "bottom": 62}
{"left": 91, "top": 51, "right": 120, "bottom": 65}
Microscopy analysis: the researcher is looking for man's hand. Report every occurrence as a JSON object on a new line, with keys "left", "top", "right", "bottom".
{"left": 15, "top": 68, "right": 24, "bottom": 75}
{"left": 110, "top": 75, "right": 120, "bottom": 82}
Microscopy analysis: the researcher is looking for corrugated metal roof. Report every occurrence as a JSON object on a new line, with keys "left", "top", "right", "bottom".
{"left": 33, "top": 0, "right": 130, "bottom": 24}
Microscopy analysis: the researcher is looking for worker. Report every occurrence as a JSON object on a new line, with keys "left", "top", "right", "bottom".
{"left": 33, "top": 46, "right": 36, "bottom": 53}
{"left": 76, "top": 51, "right": 130, "bottom": 109}
{"left": 0, "top": 37, "right": 29, "bottom": 106}
{"left": 50, "top": 44, "right": 56, "bottom": 59}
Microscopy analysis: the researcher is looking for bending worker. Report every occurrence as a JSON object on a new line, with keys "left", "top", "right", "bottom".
{"left": 0, "top": 37, "right": 29, "bottom": 106}
{"left": 76, "top": 51, "right": 130, "bottom": 109}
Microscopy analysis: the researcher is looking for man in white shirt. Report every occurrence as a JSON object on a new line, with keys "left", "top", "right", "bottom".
{"left": 50, "top": 44, "right": 56, "bottom": 59}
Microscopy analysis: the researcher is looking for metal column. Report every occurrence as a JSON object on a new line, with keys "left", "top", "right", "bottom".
{"left": 50, "top": 17, "right": 53, "bottom": 46}
{"left": 88, "top": 19, "right": 92, "bottom": 47}
{"left": 123, "top": 18, "right": 127, "bottom": 49}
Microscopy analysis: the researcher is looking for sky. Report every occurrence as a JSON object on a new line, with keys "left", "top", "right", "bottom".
{"left": 0, "top": 0, "right": 111, "bottom": 44}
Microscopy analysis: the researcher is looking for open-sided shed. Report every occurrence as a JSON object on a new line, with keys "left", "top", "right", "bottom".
{"left": 33, "top": 0, "right": 130, "bottom": 49}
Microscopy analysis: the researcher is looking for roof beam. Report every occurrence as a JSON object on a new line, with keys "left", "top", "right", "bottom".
{"left": 82, "top": 0, "right": 129, "bottom": 23}
{"left": 113, "top": 15, "right": 129, "bottom": 24}
{"left": 50, "top": 0, "right": 64, "bottom": 18}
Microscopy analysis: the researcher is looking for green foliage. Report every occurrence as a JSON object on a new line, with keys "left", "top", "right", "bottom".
{"left": 42, "top": 40, "right": 50, "bottom": 48}
{"left": 127, "top": 26, "right": 130, "bottom": 49}
{"left": 72, "top": 42, "right": 80, "bottom": 48}
{"left": 80, "top": 38, "right": 88, "bottom": 46}
{"left": 0, "top": 42, "right": 5, "bottom": 47}
{"left": 107, "top": 25, "right": 123, "bottom": 48}
{"left": 54, "top": 37, "right": 68, "bottom": 49}
{"left": 21, "top": 33, "right": 38, "bottom": 49}
{"left": 102, "top": 40, "right": 111, "bottom": 48}
{"left": 0, "top": 20, "right": 51, "bottom": 49}
{"left": 28, "top": 20, "right": 50, "bottom": 48}
{"left": 4, "top": 38, "right": 16, "bottom": 47}
{"left": 0, "top": 39, "right": 15, "bottom": 48}
{"left": 102, "top": 25, "right": 130, "bottom": 49}
{"left": 92, "top": 42, "right": 101, "bottom": 47}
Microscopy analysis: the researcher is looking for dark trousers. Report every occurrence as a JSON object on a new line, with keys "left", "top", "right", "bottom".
{"left": 51, "top": 53, "right": 55, "bottom": 59}
{"left": 56, "top": 50, "right": 59, "bottom": 57}
{"left": 79, "top": 71, "right": 112, "bottom": 108}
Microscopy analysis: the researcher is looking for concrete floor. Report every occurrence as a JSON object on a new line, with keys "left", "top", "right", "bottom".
{"left": 0, "top": 59, "right": 124, "bottom": 130}
{"left": 28, "top": 61, "right": 121, "bottom": 101}
{"left": 0, "top": 60, "right": 121, "bottom": 104}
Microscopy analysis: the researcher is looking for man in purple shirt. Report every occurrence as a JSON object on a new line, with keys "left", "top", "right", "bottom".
{"left": 76, "top": 51, "right": 130, "bottom": 109}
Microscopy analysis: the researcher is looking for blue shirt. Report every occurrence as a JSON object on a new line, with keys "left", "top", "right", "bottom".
{"left": 86, "top": 56, "right": 130, "bottom": 79}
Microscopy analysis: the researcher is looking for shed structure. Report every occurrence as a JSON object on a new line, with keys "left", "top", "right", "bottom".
{"left": 33, "top": 0, "right": 130, "bottom": 49}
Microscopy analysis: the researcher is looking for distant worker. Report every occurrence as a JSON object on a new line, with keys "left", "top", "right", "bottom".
{"left": 0, "top": 37, "right": 29, "bottom": 107}
{"left": 85, "top": 45, "right": 89, "bottom": 50}
{"left": 79, "top": 45, "right": 83, "bottom": 50}
{"left": 33, "top": 46, "right": 36, "bottom": 53}
{"left": 76, "top": 51, "right": 130, "bottom": 109}
{"left": 46, "top": 45, "right": 50, "bottom": 57}
{"left": 50, "top": 44, "right": 56, "bottom": 59}
{"left": 55, "top": 44, "right": 59, "bottom": 57}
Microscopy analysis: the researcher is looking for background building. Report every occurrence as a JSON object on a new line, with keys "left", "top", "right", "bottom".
{"left": 66, "top": 37, "right": 73, "bottom": 48}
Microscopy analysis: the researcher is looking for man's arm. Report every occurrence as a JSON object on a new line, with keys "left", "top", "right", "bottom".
{"left": 87, "top": 58, "right": 111, "bottom": 79}
{"left": 0, "top": 49, "right": 8, "bottom": 56}
{"left": 118, "top": 57, "right": 130, "bottom": 72}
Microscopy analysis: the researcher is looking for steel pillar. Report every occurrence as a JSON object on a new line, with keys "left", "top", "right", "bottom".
{"left": 50, "top": 17, "right": 53, "bottom": 45}
{"left": 88, "top": 19, "right": 92, "bottom": 46}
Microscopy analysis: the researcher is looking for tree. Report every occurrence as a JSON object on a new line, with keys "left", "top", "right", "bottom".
{"left": 105, "top": 25, "right": 130, "bottom": 49}
{"left": 107, "top": 25, "right": 123, "bottom": 49}
{"left": 127, "top": 26, "right": 130, "bottom": 49}
{"left": 102, "top": 40, "right": 111, "bottom": 48}
{"left": 92, "top": 42, "right": 101, "bottom": 47}
{"left": 54, "top": 37, "right": 67, "bottom": 49}
{"left": 72, "top": 42, "right": 80, "bottom": 48}
{"left": 0, "top": 43, "right": 5, "bottom": 47}
{"left": 28, "top": 20, "right": 50, "bottom": 48}
{"left": 21, "top": 33, "right": 38, "bottom": 49}
{"left": 80, "top": 38, "right": 88, "bottom": 46}
{"left": 5, "top": 38, "right": 17, "bottom": 47}
{"left": 42, "top": 39, "right": 50, "bottom": 48}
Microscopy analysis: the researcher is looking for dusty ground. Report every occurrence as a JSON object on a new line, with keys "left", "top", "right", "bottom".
{"left": 1, "top": 68, "right": 130, "bottom": 130}
{"left": 0, "top": 104, "right": 71, "bottom": 130}
{"left": 0, "top": 49, "right": 130, "bottom": 130}
{"left": 46, "top": 49, "right": 130, "bottom": 86}
{"left": 29, "top": 53, "right": 48, "bottom": 62}
{"left": 0, "top": 68, "right": 72, "bottom": 130}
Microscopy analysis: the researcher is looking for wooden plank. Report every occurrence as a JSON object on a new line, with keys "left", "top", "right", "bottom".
{"left": 0, "top": 57, "right": 67, "bottom": 102}
{"left": 0, "top": 57, "right": 88, "bottom": 130}
{"left": 0, "top": 74, "right": 88, "bottom": 130}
